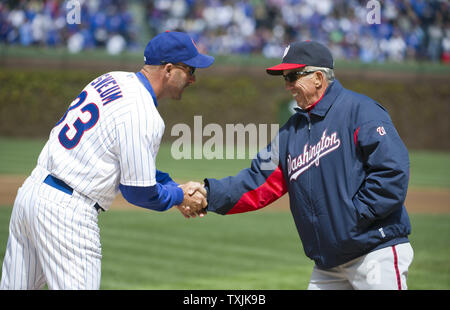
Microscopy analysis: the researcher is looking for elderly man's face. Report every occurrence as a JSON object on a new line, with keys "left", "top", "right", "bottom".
{"left": 283, "top": 69, "right": 319, "bottom": 109}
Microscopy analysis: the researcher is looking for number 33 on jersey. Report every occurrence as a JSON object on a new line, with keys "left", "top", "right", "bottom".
{"left": 55, "top": 72, "right": 124, "bottom": 150}
{"left": 39, "top": 71, "right": 166, "bottom": 211}
{"left": 56, "top": 90, "right": 100, "bottom": 149}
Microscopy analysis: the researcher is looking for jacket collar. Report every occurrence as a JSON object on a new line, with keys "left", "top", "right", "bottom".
{"left": 294, "top": 79, "right": 343, "bottom": 117}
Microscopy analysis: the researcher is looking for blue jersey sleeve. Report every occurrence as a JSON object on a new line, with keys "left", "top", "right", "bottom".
{"left": 155, "top": 170, "right": 179, "bottom": 187}
{"left": 119, "top": 182, "right": 184, "bottom": 211}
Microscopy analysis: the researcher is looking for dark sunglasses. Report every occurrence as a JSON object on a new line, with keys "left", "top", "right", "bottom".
{"left": 283, "top": 70, "right": 315, "bottom": 83}
{"left": 174, "top": 63, "right": 196, "bottom": 76}
{"left": 161, "top": 61, "right": 196, "bottom": 76}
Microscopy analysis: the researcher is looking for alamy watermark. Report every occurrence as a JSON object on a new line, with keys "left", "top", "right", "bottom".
{"left": 170, "top": 116, "right": 279, "bottom": 170}
{"left": 366, "top": 259, "right": 381, "bottom": 285}
{"left": 366, "top": 0, "right": 381, "bottom": 24}
{"left": 66, "top": 0, "right": 81, "bottom": 25}
{"left": 66, "top": 1, "right": 381, "bottom": 27}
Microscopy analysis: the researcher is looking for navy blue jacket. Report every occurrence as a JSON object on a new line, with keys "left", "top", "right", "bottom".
{"left": 205, "top": 80, "right": 411, "bottom": 269}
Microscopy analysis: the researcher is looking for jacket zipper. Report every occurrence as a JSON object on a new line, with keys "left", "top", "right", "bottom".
{"left": 307, "top": 115, "right": 322, "bottom": 263}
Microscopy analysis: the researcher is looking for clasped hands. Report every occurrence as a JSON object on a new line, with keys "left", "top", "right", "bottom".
{"left": 176, "top": 182, "right": 208, "bottom": 218}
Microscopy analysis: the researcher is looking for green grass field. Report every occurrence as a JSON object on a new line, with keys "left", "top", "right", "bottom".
{"left": 0, "top": 207, "right": 448, "bottom": 289}
{"left": 0, "top": 137, "right": 449, "bottom": 289}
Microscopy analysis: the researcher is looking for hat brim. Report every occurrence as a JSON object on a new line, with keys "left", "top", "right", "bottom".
{"left": 183, "top": 53, "right": 215, "bottom": 68}
{"left": 266, "top": 63, "right": 306, "bottom": 75}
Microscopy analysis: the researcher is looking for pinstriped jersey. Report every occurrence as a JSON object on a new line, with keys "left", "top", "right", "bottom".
{"left": 37, "top": 71, "right": 165, "bottom": 210}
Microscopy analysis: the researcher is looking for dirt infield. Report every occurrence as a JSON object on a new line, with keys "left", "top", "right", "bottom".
{"left": 0, "top": 175, "right": 448, "bottom": 213}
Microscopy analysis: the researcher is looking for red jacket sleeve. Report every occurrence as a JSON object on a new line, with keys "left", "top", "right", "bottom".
{"left": 205, "top": 142, "right": 287, "bottom": 215}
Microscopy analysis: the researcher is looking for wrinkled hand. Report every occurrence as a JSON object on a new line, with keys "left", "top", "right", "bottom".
{"left": 176, "top": 181, "right": 208, "bottom": 218}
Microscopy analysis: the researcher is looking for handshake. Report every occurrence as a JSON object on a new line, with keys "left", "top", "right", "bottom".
{"left": 176, "top": 181, "right": 208, "bottom": 218}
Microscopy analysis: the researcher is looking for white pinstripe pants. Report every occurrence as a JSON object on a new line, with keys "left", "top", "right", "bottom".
{"left": 0, "top": 166, "right": 102, "bottom": 290}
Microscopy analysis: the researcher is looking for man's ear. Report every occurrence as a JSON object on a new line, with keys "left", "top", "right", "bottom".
{"left": 314, "top": 71, "right": 324, "bottom": 88}
{"left": 163, "top": 63, "right": 173, "bottom": 76}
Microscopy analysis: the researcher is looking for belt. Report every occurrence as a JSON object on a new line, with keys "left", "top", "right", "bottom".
{"left": 43, "top": 174, "right": 104, "bottom": 213}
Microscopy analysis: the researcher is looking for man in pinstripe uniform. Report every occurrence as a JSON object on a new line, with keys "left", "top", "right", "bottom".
{"left": 0, "top": 31, "right": 212, "bottom": 290}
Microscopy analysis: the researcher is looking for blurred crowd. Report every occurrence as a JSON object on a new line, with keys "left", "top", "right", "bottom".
{"left": 1, "top": 0, "right": 449, "bottom": 63}
{"left": 0, "top": 0, "right": 138, "bottom": 54}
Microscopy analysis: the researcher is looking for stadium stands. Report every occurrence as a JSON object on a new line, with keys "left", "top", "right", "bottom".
{"left": 0, "top": 0, "right": 448, "bottom": 62}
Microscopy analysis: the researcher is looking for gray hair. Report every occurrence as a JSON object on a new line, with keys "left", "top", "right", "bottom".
{"left": 305, "top": 66, "right": 335, "bottom": 83}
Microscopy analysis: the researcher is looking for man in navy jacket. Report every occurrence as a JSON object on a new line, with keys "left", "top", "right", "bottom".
{"left": 188, "top": 41, "right": 414, "bottom": 289}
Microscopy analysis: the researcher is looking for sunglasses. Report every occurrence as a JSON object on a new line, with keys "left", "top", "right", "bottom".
{"left": 161, "top": 61, "right": 196, "bottom": 76}
{"left": 174, "top": 63, "right": 196, "bottom": 76}
{"left": 283, "top": 70, "right": 316, "bottom": 83}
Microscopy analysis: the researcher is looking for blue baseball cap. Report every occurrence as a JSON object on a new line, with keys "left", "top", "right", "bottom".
{"left": 144, "top": 31, "right": 214, "bottom": 68}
